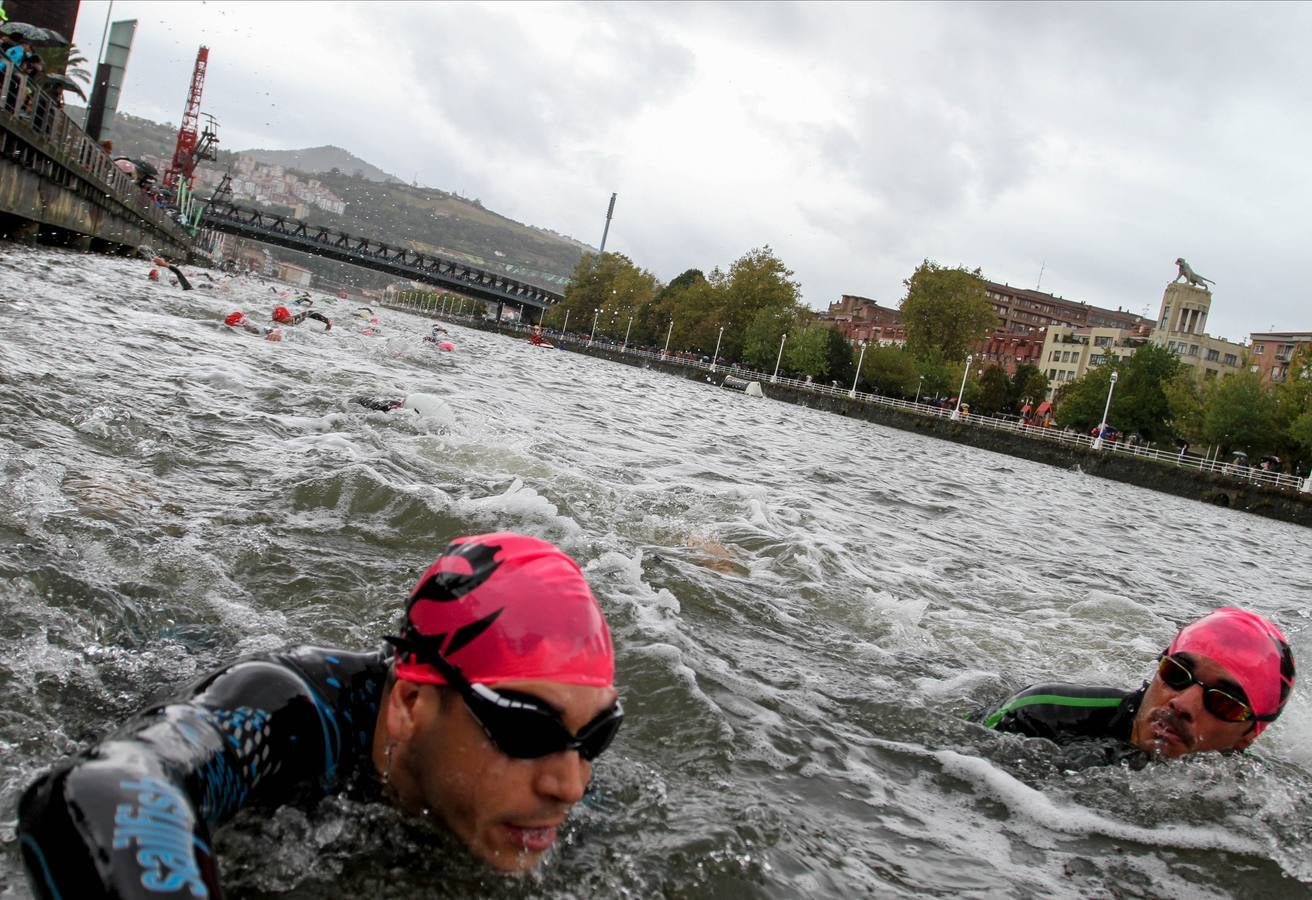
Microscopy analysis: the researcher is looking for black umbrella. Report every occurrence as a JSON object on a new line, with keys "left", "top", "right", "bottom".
{"left": 1, "top": 22, "right": 69, "bottom": 45}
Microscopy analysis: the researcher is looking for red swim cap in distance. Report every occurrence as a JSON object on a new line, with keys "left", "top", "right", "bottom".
{"left": 1168, "top": 607, "right": 1295, "bottom": 734}
{"left": 272, "top": 305, "right": 293, "bottom": 323}
{"left": 224, "top": 311, "right": 246, "bottom": 327}
{"left": 391, "top": 533, "right": 614, "bottom": 688}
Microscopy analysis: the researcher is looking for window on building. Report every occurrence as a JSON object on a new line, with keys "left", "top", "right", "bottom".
{"left": 1224, "top": 353, "right": 1238, "bottom": 366}
{"left": 1206, "top": 348, "right": 1220, "bottom": 361}
{"left": 1048, "top": 368, "right": 1057, "bottom": 379}
{"left": 1091, "top": 354, "right": 1106, "bottom": 366}
{"left": 1189, "top": 344, "right": 1199, "bottom": 356}
{"left": 1094, "top": 336, "right": 1112, "bottom": 347}
{"left": 1253, "top": 343, "right": 1265, "bottom": 354}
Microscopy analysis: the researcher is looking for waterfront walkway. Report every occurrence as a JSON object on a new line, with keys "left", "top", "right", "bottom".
{"left": 381, "top": 296, "right": 1312, "bottom": 499}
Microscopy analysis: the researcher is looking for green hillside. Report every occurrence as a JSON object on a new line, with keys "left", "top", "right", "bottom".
{"left": 68, "top": 108, "right": 592, "bottom": 287}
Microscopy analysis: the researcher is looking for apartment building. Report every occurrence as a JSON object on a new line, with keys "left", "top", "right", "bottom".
{"left": 1248, "top": 331, "right": 1312, "bottom": 384}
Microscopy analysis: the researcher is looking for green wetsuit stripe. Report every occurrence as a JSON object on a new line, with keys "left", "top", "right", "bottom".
{"left": 983, "top": 693, "right": 1124, "bottom": 729}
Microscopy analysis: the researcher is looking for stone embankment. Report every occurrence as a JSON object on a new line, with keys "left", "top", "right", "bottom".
{"left": 401, "top": 308, "right": 1312, "bottom": 529}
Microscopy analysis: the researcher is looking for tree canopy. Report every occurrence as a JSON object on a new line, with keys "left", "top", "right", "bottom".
{"left": 898, "top": 261, "right": 997, "bottom": 361}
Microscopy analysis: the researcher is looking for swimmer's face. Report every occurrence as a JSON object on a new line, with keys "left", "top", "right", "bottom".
{"left": 381, "top": 678, "right": 616, "bottom": 872}
{"left": 1130, "top": 653, "right": 1259, "bottom": 758}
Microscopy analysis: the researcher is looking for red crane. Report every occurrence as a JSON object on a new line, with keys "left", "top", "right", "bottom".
{"left": 164, "top": 46, "right": 219, "bottom": 189}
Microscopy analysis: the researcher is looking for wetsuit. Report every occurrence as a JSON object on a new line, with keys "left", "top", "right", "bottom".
{"left": 981, "top": 687, "right": 1144, "bottom": 766}
{"left": 18, "top": 647, "right": 387, "bottom": 900}
{"left": 289, "top": 309, "right": 332, "bottom": 330}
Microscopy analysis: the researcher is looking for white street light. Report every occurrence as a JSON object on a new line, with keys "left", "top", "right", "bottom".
{"left": 914, "top": 375, "right": 925, "bottom": 405}
{"left": 663, "top": 319, "right": 674, "bottom": 357}
{"left": 951, "top": 355, "right": 974, "bottom": 420}
{"left": 771, "top": 332, "right": 787, "bottom": 383}
{"left": 849, "top": 341, "right": 867, "bottom": 398}
{"left": 622, "top": 315, "right": 634, "bottom": 352}
{"left": 1092, "top": 371, "right": 1119, "bottom": 450}
{"left": 588, "top": 308, "right": 600, "bottom": 347}
{"left": 710, "top": 325, "right": 724, "bottom": 373}
{"left": 561, "top": 309, "right": 570, "bottom": 343}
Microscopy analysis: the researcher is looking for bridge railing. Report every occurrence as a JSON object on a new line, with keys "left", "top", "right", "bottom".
{"left": 202, "top": 200, "right": 564, "bottom": 308}
{"left": 404, "top": 306, "right": 1309, "bottom": 495}
{"left": 0, "top": 63, "right": 193, "bottom": 246}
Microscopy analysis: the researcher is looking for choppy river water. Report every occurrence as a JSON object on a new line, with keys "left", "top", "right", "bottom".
{"left": 1, "top": 245, "right": 1309, "bottom": 899}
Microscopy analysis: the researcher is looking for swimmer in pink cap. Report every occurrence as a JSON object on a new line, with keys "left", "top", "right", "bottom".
{"left": 378, "top": 533, "right": 621, "bottom": 869}
{"left": 1129, "top": 607, "right": 1295, "bottom": 758}
{"left": 17, "top": 533, "right": 621, "bottom": 898}
{"left": 983, "top": 606, "right": 1294, "bottom": 763}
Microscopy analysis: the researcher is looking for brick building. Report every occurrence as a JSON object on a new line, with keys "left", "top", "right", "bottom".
{"left": 820, "top": 295, "right": 906, "bottom": 345}
{"left": 982, "top": 281, "right": 1149, "bottom": 334}
{"left": 1248, "top": 331, "right": 1312, "bottom": 385}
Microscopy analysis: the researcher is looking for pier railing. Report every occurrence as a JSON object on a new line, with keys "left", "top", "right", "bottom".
{"left": 384, "top": 298, "right": 1309, "bottom": 494}
{"left": 0, "top": 63, "right": 193, "bottom": 246}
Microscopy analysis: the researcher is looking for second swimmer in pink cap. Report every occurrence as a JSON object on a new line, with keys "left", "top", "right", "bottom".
{"left": 983, "top": 607, "right": 1295, "bottom": 762}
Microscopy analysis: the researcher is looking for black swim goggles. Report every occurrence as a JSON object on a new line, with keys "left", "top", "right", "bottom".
{"left": 1156, "top": 654, "right": 1276, "bottom": 724}
{"left": 386, "top": 636, "right": 623, "bottom": 761}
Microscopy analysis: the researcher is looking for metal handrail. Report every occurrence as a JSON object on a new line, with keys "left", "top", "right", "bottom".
{"left": 0, "top": 63, "right": 193, "bottom": 246}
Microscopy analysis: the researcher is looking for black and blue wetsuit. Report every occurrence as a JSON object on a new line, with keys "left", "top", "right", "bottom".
{"left": 18, "top": 647, "right": 388, "bottom": 900}
{"left": 980, "top": 682, "right": 1148, "bottom": 765}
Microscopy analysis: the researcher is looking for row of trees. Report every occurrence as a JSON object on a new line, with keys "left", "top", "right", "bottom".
{"left": 547, "top": 252, "right": 1013, "bottom": 398}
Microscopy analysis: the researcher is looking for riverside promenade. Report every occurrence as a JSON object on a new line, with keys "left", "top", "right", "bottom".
{"left": 384, "top": 298, "right": 1312, "bottom": 529}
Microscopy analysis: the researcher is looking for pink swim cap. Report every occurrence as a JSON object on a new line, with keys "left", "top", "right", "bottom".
{"left": 391, "top": 533, "right": 614, "bottom": 687}
{"left": 1168, "top": 607, "right": 1295, "bottom": 733}
{"left": 438, "top": 340, "right": 455, "bottom": 352}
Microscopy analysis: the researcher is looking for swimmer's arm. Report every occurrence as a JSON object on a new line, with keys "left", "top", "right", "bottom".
{"left": 17, "top": 661, "right": 340, "bottom": 899}
{"left": 981, "top": 684, "right": 1127, "bottom": 741}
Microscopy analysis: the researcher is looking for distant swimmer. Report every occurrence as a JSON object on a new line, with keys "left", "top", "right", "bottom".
{"left": 354, "top": 393, "right": 454, "bottom": 421}
{"left": 224, "top": 310, "right": 283, "bottom": 341}
{"left": 980, "top": 607, "right": 1294, "bottom": 763}
{"left": 423, "top": 328, "right": 456, "bottom": 352}
{"left": 147, "top": 255, "right": 194, "bottom": 291}
{"left": 272, "top": 304, "right": 332, "bottom": 331}
{"left": 17, "top": 533, "right": 623, "bottom": 896}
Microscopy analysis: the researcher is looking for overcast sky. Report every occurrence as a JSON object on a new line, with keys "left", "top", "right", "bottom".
{"left": 71, "top": 1, "right": 1312, "bottom": 341}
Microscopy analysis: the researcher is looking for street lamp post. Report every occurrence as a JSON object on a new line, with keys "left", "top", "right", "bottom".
{"left": 561, "top": 309, "right": 570, "bottom": 343}
{"left": 622, "top": 315, "right": 634, "bottom": 352}
{"left": 663, "top": 319, "right": 674, "bottom": 357}
{"left": 951, "top": 355, "right": 974, "bottom": 420}
{"left": 849, "top": 341, "right": 867, "bottom": 398}
{"left": 710, "top": 326, "right": 724, "bottom": 373}
{"left": 771, "top": 332, "right": 787, "bottom": 383}
{"left": 1092, "top": 371, "right": 1119, "bottom": 450}
{"left": 914, "top": 375, "right": 925, "bottom": 405}
{"left": 588, "top": 308, "right": 600, "bottom": 347}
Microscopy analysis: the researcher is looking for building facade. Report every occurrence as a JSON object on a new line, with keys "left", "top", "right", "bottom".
{"left": 1247, "top": 331, "right": 1312, "bottom": 384}
{"left": 1148, "top": 283, "right": 1247, "bottom": 380}
{"left": 1040, "top": 325, "right": 1152, "bottom": 399}
{"left": 983, "top": 281, "right": 1149, "bottom": 334}
{"left": 820, "top": 295, "right": 906, "bottom": 345}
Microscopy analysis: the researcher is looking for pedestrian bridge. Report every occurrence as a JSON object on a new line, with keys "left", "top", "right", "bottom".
{"left": 200, "top": 197, "right": 564, "bottom": 315}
